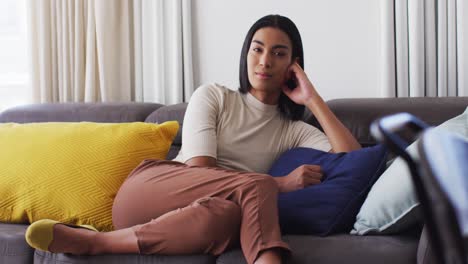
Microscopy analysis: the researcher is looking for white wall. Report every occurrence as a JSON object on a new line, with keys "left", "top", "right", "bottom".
{"left": 192, "top": 0, "right": 382, "bottom": 100}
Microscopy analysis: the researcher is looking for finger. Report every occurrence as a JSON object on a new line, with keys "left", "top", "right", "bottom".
{"left": 294, "top": 57, "right": 301, "bottom": 65}
{"left": 304, "top": 171, "right": 323, "bottom": 181}
{"left": 283, "top": 63, "right": 298, "bottom": 80}
{"left": 303, "top": 167, "right": 321, "bottom": 174}
{"left": 291, "top": 63, "right": 312, "bottom": 87}
{"left": 290, "top": 62, "right": 305, "bottom": 75}
{"left": 284, "top": 65, "right": 298, "bottom": 84}
{"left": 281, "top": 84, "right": 293, "bottom": 96}
{"left": 304, "top": 179, "right": 321, "bottom": 187}
{"left": 303, "top": 164, "right": 322, "bottom": 172}
{"left": 283, "top": 69, "right": 290, "bottom": 83}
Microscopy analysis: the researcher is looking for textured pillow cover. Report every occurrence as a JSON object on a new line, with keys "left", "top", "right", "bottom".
{"left": 0, "top": 121, "right": 179, "bottom": 231}
{"left": 268, "top": 145, "right": 387, "bottom": 236}
{"left": 352, "top": 107, "right": 468, "bottom": 235}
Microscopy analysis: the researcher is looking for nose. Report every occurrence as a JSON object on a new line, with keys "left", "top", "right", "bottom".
{"left": 259, "top": 53, "right": 272, "bottom": 68}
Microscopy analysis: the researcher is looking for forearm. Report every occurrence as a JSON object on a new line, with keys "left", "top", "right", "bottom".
{"left": 187, "top": 159, "right": 289, "bottom": 192}
{"left": 273, "top": 177, "right": 288, "bottom": 193}
{"left": 185, "top": 156, "right": 218, "bottom": 167}
{"left": 305, "top": 96, "right": 361, "bottom": 152}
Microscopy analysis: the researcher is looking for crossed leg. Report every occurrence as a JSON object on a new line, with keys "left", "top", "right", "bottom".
{"left": 35, "top": 160, "right": 289, "bottom": 264}
{"left": 48, "top": 197, "right": 241, "bottom": 256}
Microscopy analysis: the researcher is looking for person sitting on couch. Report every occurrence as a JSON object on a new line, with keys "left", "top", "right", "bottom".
{"left": 26, "top": 14, "right": 361, "bottom": 264}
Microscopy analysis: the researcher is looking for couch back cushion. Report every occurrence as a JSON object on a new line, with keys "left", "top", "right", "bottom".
{"left": 319, "top": 97, "right": 468, "bottom": 146}
{"left": 145, "top": 98, "right": 468, "bottom": 159}
{"left": 0, "top": 121, "right": 179, "bottom": 231}
{"left": 0, "top": 103, "right": 163, "bottom": 123}
{"left": 145, "top": 103, "right": 187, "bottom": 160}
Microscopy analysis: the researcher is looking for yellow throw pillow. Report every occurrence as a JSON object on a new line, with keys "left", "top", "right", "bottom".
{"left": 0, "top": 121, "right": 178, "bottom": 231}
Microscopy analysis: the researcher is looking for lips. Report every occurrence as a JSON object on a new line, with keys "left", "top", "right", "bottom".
{"left": 255, "top": 72, "right": 272, "bottom": 79}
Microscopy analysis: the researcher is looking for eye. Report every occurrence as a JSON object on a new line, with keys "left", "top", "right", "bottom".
{"left": 274, "top": 51, "right": 286, "bottom": 57}
{"left": 252, "top": 47, "right": 262, "bottom": 52}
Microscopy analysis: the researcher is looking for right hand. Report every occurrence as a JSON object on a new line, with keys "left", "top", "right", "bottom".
{"left": 279, "top": 165, "right": 323, "bottom": 193}
{"left": 281, "top": 62, "right": 321, "bottom": 106}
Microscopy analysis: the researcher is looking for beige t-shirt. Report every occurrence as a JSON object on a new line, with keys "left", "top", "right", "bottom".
{"left": 173, "top": 83, "right": 332, "bottom": 174}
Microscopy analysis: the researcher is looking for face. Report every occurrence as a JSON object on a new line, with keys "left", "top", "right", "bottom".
{"left": 247, "top": 27, "right": 293, "bottom": 95}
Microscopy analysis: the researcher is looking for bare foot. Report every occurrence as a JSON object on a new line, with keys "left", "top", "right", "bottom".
{"left": 48, "top": 224, "right": 97, "bottom": 255}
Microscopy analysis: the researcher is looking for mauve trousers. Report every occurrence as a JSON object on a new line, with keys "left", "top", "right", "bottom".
{"left": 112, "top": 159, "right": 290, "bottom": 264}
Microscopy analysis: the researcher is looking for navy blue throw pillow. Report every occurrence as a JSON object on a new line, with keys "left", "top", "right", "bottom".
{"left": 268, "top": 145, "right": 387, "bottom": 236}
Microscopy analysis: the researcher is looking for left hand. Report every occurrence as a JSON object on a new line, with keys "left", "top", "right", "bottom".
{"left": 281, "top": 62, "right": 321, "bottom": 105}
{"left": 279, "top": 164, "right": 323, "bottom": 193}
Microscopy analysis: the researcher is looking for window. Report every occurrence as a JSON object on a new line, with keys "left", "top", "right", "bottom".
{"left": 0, "top": 0, "right": 31, "bottom": 112}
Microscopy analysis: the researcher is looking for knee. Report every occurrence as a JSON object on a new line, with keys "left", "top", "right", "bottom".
{"left": 217, "top": 198, "right": 242, "bottom": 225}
{"left": 195, "top": 198, "right": 241, "bottom": 249}
{"left": 196, "top": 197, "right": 241, "bottom": 228}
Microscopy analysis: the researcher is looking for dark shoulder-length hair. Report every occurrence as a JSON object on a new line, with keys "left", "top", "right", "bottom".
{"left": 239, "top": 14, "right": 305, "bottom": 121}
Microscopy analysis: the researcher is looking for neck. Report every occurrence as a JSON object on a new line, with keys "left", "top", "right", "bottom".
{"left": 248, "top": 89, "right": 280, "bottom": 105}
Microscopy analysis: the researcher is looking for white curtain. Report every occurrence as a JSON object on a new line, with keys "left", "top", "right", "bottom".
{"left": 133, "top": 0, "right": 194, "bottom": 104}
{"left": 28, "top": 0, "right": 193, "bottom": 104}
{"left": 380, "top": 0, "right": 468, "bottom": 97}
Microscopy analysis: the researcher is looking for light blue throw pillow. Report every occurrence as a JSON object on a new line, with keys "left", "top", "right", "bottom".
{"left": 352, "top": 107, "right": 468, "bottom": 235}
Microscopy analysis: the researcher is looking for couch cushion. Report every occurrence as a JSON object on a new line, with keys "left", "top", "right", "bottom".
{"left": 416, "top": 225, "right": 437, "bottom": 264}
{"left": 0, "top": 223, "right": 34, "bottom": 264}
{"left": 0, "top": 102, "right": 163, "bottom": 123}
{"left": 216, "top": 234, "right": 418, "bottom": 264}
{"left": 34, "top": 250, "right": 216, "bottom": 264}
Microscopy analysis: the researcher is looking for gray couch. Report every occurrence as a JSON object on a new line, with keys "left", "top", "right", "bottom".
{"left": 0, "top": 97, "right": 467, "bottom": 264}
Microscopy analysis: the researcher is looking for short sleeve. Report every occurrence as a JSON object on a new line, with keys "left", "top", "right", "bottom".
{"left": 290, "top": 121, "right": 332, "bottom": 152}
{"left": 174, "top": 84, "right": 222, "bottom": 162}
